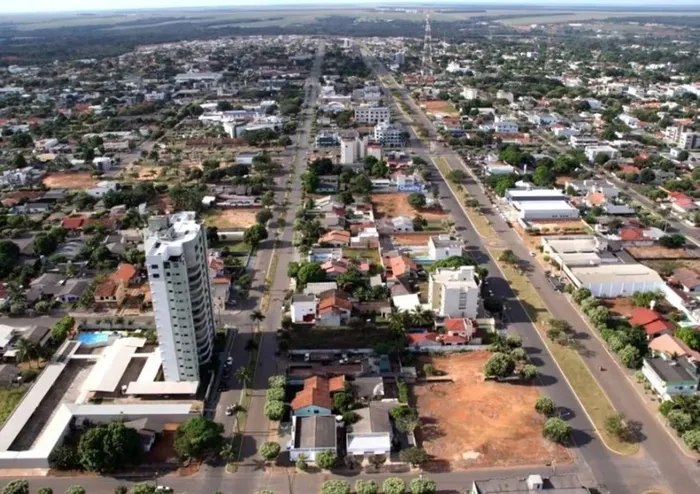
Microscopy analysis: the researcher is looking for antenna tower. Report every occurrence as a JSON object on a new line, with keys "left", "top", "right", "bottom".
{"left": 421, "top": 13, "right": 433, "bottom": 77}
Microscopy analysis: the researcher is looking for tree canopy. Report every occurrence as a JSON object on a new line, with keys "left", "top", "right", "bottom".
{"left": 173, "top": 417, "right": 224, "bottom": 460}
{"left": 77, "top": 422, "right": 142, "bottom": 473}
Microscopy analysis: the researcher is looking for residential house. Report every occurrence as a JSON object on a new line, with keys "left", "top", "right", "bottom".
{"left": 383, "top": 254, "right": 418, "bottom": 279}
{"left": 61, "top": 217, "right": 86, "bottom": 233}
{"left": 628, "top": 308, "right": 675, "bottom": 340}
{"left": 428, "top": 235, "right": 464, "bottom": 261}
{"left": 670, "top": 267, "right": 700, "bottom": 293}
{"left": 346, "top": 402, "right": 394, "bottom": 457}
{"left": 353, "top": 300, "right": 392, "bottom": 319}
{"left": 642, "top": 354, "right": 700, "bottom": 401}
{"left": 407, "top": 332, "right": 441, "bottom": 350}
{"left": 289, "top": 415, "right": 337, "bottom": 462}
{"left": 440, "top": 318, "right": 482, "bottom": 344}
{"left": 87, "top": 181, "right": 118, "bottom": 198}
{"left": 390, "top": 216, "right": 413, "bottom": 232}
{"left": 669, "top": 192, "right": 698, "bottom": 215}
{"left": 291, "top": 294, "right": 317, "bottom": 324}
{"left": 618, "top": 226, "right": 660, "bottom": 247}
{"left": 291, "top": 375, "right": 345, "bottom": 416}
{"left": 212, "top": 277, "right": 231, "bottom": 313}
{"left": 318, "top": 230, "right": 351, "bottom": 247}
{"left": 304, "top": 282, "right": 339, "bottom": 296}
{"left": 429, "top": 266, "right": 480, "bottom": 318}
{"left": 94, "top": 278, "right": 126, "bottom": 307}
{"left": 317, "top": 290, "right": 353, "bottom": 327}
{"left": 55, "top": 279, "right": 89, "bottom": 303}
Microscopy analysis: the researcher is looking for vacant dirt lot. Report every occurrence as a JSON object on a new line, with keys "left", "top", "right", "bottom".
{"left": 391, "top": 232, "right": 445, "bottom": 247}
{"left": 42, "top": 173, "right": 96, "bottom": 189}
{"left": 204, "top": 208, "right": 260, "bottom": 229}
{"left": 422, "top": 100, "right": 460, "bottom": 118}
{"left": 414, "top": 352, "right": 571, "bottom": 470}
{"left": 372, "top": 193, "right": 447, "bottom": 221}
{"left": 626, "top": 246, "right": 699, "bottom": 260}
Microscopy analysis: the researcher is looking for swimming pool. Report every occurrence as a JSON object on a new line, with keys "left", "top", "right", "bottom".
{"left": 77, "top": 332, "right": 110, "bottom": 346}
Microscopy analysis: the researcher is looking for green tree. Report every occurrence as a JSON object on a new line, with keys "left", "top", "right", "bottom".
{"left": 64, "top": 487, "right": 86, "bottom": 494}
{"left": 349, "top": 174, "right": 373, "bottom": 196}
{"left": 446, "top": 169, "right": 466, "bottom": 183}
{"left": 261, "top": 191, "right": 275, "bottom": 207}
{"left": 235, "top": 367, "right": 252, "bottom": 390}
{"left": 407, "top": 193, "right": 426, "bottom": 210}
{"left": 264, "top": 400, "right": 286, "bottom": 420}
{"left": 382, "top": 478, "right": 406, "bottom": 494}
{"left": 667, "top": 410, "right": 694, "bottom": 434}
{"left": 520, "top": 364, "right": 537, "bottom": 381}
{"left": 572, "top": 288, "right": 592, "bottom": 304}
{"left": 604, "top": 413, "right": 628, "bottom": 440}
{"left": 244, "top": 224, "right": 268, "bottom": 248}
{"left": 316, "top": 450, "right": 337, "bottom": 470}
{"left": 410, "top": 478, "right": 437, "bottom": 494}
{"left": 320, "top": 480, "right": 350, "bottom": 494}
{"left": 77, "top": 422, "right": 142, "bottom": 473}
{"left": 675, "top": 327, "right": 700, "bottom": 350}
{"left": 256, "top": 209, "right": 273, "bottom": 225}
{"left": 173, "top": 417, "right": 224, "bottom": 461}
{"left": 32, "top": 232, "right": 59, "bottom": 256}
{"left": 1, "top": 480, "right": 29, "bottom": 494}
{"left": 296, "top": 453, "right": 309, "bottom": 472}
{"left": 542, "top": 417, "right": 571, "bottom": 444}
{"left": 37, "top": 489, "right": 53, "bottom": 494}
{"left": 658, "top": 234, "right": 685, "bottom": 249}
{"left": 355, "top": 480, "right": 379, "bottom": 494}
{"left": 0, "top": 240, "right": 20, "bottom": 278}
{"left": 259, "top": 441, "right": 281, "bottom": 461}
{"left": 498, "top": 249, "right": 518, "bottom": 265}
{"left": 295, "top": 262, "right": 327, "bottom": 288}
{"left": 535, "top": 396, "right": 556, "bottom": 416}
{"left": 682, "top": 429, "right": 700, "bottom": 451}
{"left": 129, "top": 483, "right": 156, "bottom": 494}
{"left": 483, "top": 352, "right": 516, "bottom": 379}
{"left": 618, "top": 344, "right": 641, "bottom": 369}
{"left": 301, "top": 170, "right": 320, "bottom": 193}
{"left": 399, "top": 447, "right": 428, "bottom": 466}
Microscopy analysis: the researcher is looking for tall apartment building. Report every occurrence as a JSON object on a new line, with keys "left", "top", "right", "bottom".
{"left": 429, "top": 266, "right": 480, "bottom": 318}
{"left": 340, "top": 131, "right": 368, "bottom": 165}
{"left": 145, "top": 212, "right": 216, "bottom": 382}
{"left": 354, "top": 105, "right": 390, "bottom": 124}
{"left": 665, "top": 126, "right": 700, "bottom": 149}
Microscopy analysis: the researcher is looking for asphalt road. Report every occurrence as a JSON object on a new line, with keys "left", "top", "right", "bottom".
{"left": 364, "top": 47, "right": 700, "bottom": 494}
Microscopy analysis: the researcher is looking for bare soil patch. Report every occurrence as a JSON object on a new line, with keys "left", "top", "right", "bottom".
{"left": 372, "top": 193, "right": 448, "bottom": 221}
{"left": 391, "top": 232, "right": 443, "bottom": 247}
{"left": 626, "top": 246, "right": 699, "bottom": 260}
{"left": 602, "top": 297, "right": 637, "bottom": 318}
{"left": 422, "top": 100, "right": 460, "bottom": 118}
{"left": 42, "top": 173, "right": 96, "bottom": 190}
{"left": 414, "top": 352, "right": 571, "bottom": 470}
{"left": 204, "top": 208, "right": 260, "bottom": 229}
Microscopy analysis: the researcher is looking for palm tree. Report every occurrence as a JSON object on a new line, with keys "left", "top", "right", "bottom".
{"left": 235, "top": 366, "right": 253, "bottom": 390}
{"left": 411, "top": 307, "right": 435, "bottom": 328}
{"left": 249, "top": 310, "right": 265, "bottom": 330}
{"left": 15, "top": 338, "right": 39, "bottom": 368}
{"left": 388, "top": 311, "right": 407, "bottom": 333}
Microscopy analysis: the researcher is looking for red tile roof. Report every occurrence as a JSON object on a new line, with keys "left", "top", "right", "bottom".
{"left": 643, "top": 319, "right": 674, "bottom": 336}
{"left": 619, "top": 227, "right": 644, "bottom": 241}
{"left": 290, "top": 376, "right": 345, "bottom": 411}
{"left": 407, "top": 332, "right": 439, "bottom": 344}
{"left": 629, "top": 307, "right": 662, "bottom": 327}
{"left": 94, "top": 278, "right": 119, "bottom": 298}
{"left": 111, "top": 263, "right": 136, "bottom": 284}
{"left": 586, "top": 192, "right": 606, "bottom": 206}
{"left": 318, "top": 290, "right": 352, "bottom": 313}
{"left": 444, "top": 318, "right": 467, "bottom": 332}
{"left": 386, "top": 255, "right": 417, "bottom": 277}
{"left": 62, "top": 217, "right": 86, "bottom": 230}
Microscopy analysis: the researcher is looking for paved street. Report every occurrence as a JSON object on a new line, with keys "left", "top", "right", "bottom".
{"left": 363, "top": 47, "right": 700, "bottom": 494}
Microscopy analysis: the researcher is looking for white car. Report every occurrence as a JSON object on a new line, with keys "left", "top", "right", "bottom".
{"left": 226, "top": 357, "right": 233, "bottom": 366}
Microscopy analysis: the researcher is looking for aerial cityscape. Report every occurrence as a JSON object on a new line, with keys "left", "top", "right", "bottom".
{"left": 1, "top": 3, "right": 700, "bottom": 494}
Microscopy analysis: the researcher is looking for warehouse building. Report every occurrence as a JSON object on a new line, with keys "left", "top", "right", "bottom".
{"left": 505, "top": 188, "right": 580, "bottom": 221}
{"left": 568, "top": 264, "right": 665, "bottom": 298}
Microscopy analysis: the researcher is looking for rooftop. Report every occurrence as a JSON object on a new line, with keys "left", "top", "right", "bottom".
{"left": 293, "top": 415, "right": 337, "bottom": 450}
{"left": 472, "top": 474, "right": 590, "bottom": 493}
{"left": 569, "top": 263, "right": 664, "bottom": 285}
{"left": 645, "top": 356, "right": 700, "bottom": 384}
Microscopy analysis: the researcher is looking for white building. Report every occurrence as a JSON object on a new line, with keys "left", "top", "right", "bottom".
{"left": 569, "top": 135, "right": 599, "bottom": 149}
{"left": 585, "top": 145, "right": 620, "bottom": 163}
{"left": 429, "top": 266, "right": 480, "bottom": 318}
{"left": 354, "top": 105, "right": 390, "bottom": 124}
{"left": 373, "top": 121, "right": 405, "bottom": 148}
{"left": 145, "top": 213, "right": 216, "bottom": 382}
{"left": 340, "top": 132, "right": 368, "bottom": 165}
{"left": 291, "top": 294, "right": 317, "bottom": 324}
{"left": 568, "top": 263, "right": 665, "bottom": 298}
{"left": 87, "top": 180, "right": 119, "bottom": 198}
{"left": 367, "top": 143, "right": 382, "bottom": 161}
{"left": 428, "top": 235, "right": 464, "bottom": 261}
{"left": 496, "top": 90, "right": 514, "bottom": 103}
{"left": 461, "top": 87, "right": 480, "bottom": 100}
{"left": 491, "top": 116, "right": 519, "bottom": 134}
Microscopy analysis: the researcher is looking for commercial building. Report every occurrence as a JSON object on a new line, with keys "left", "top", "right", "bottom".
{"left": 569, "top": 135, "right": 599, "bottom": 149}
{"left": 568, "top": 263, "right": 665, "bottom": 298}
{"left": 470, "top": 474, "right": 590, "bottom": 493}
{"left": 585, "top": 145, "right": 620, "bottom": 162}
{"left": 505, "top": 189, "right": 580, "bottom": 221}
{"left": 373, "top": 121, "right": 406, "bottom": 148}
{"left": 354, "top": 105, "right": 390, "bottom": 124}
{"left": 429, "top": 266, "right": 480, "bottom": 318}
{"left": 145, "top": 212, "right": 216, "bottom": 382}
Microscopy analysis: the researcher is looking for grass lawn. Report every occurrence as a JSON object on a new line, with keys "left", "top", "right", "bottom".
{"left": 497, "top": 257, "right": 638, "bottom": 455}
{"left": 346, "top": 247, "right": 381, "bottom": 264}
{"left": 0, "top": 387, "right": 27, "bottom": 426}
{"left": 223, "top": 241, "right": 250, "bottom": 254}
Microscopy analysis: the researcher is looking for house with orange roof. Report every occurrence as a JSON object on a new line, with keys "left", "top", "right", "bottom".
{"left": 291, "top": 375, "right": 346, "bottom": 416}
{"left": 383, "top": 254, "right": 418, "bottom": 279}
{"left": 629, "top": 307, "right": 675, "bottom": 340}
{"left": 317, "top": 290, "right": 353, "bottom": 327}
{"left": 93, "top": 278, "right": 125, "bottom": 307}
{"left": 112, "top": 263, "right": 138, "bottom": 287}
{"left": 318, "top": 230, "right": 351, "bottom": 247}
{"left": 61, "top": 217, "right": 86, "bottom": 233}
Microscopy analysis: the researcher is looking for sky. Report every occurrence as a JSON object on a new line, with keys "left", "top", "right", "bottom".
{"left": 1, "top": 0, "right": 698, "bottom": 15}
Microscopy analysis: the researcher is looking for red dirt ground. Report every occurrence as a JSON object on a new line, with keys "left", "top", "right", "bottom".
{"left": 42, "top": 173, "right": 97, "bottom": 189}
{"left": 414, "top": 352, "right": 571, "bottom": 471}
{"left": 372, "top": 193, "right": 448, "bottom": 221}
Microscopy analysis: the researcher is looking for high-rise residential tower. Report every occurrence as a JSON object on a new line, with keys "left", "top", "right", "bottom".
{"left": 145, "top": 212, "right": 215, "bottom": 382}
